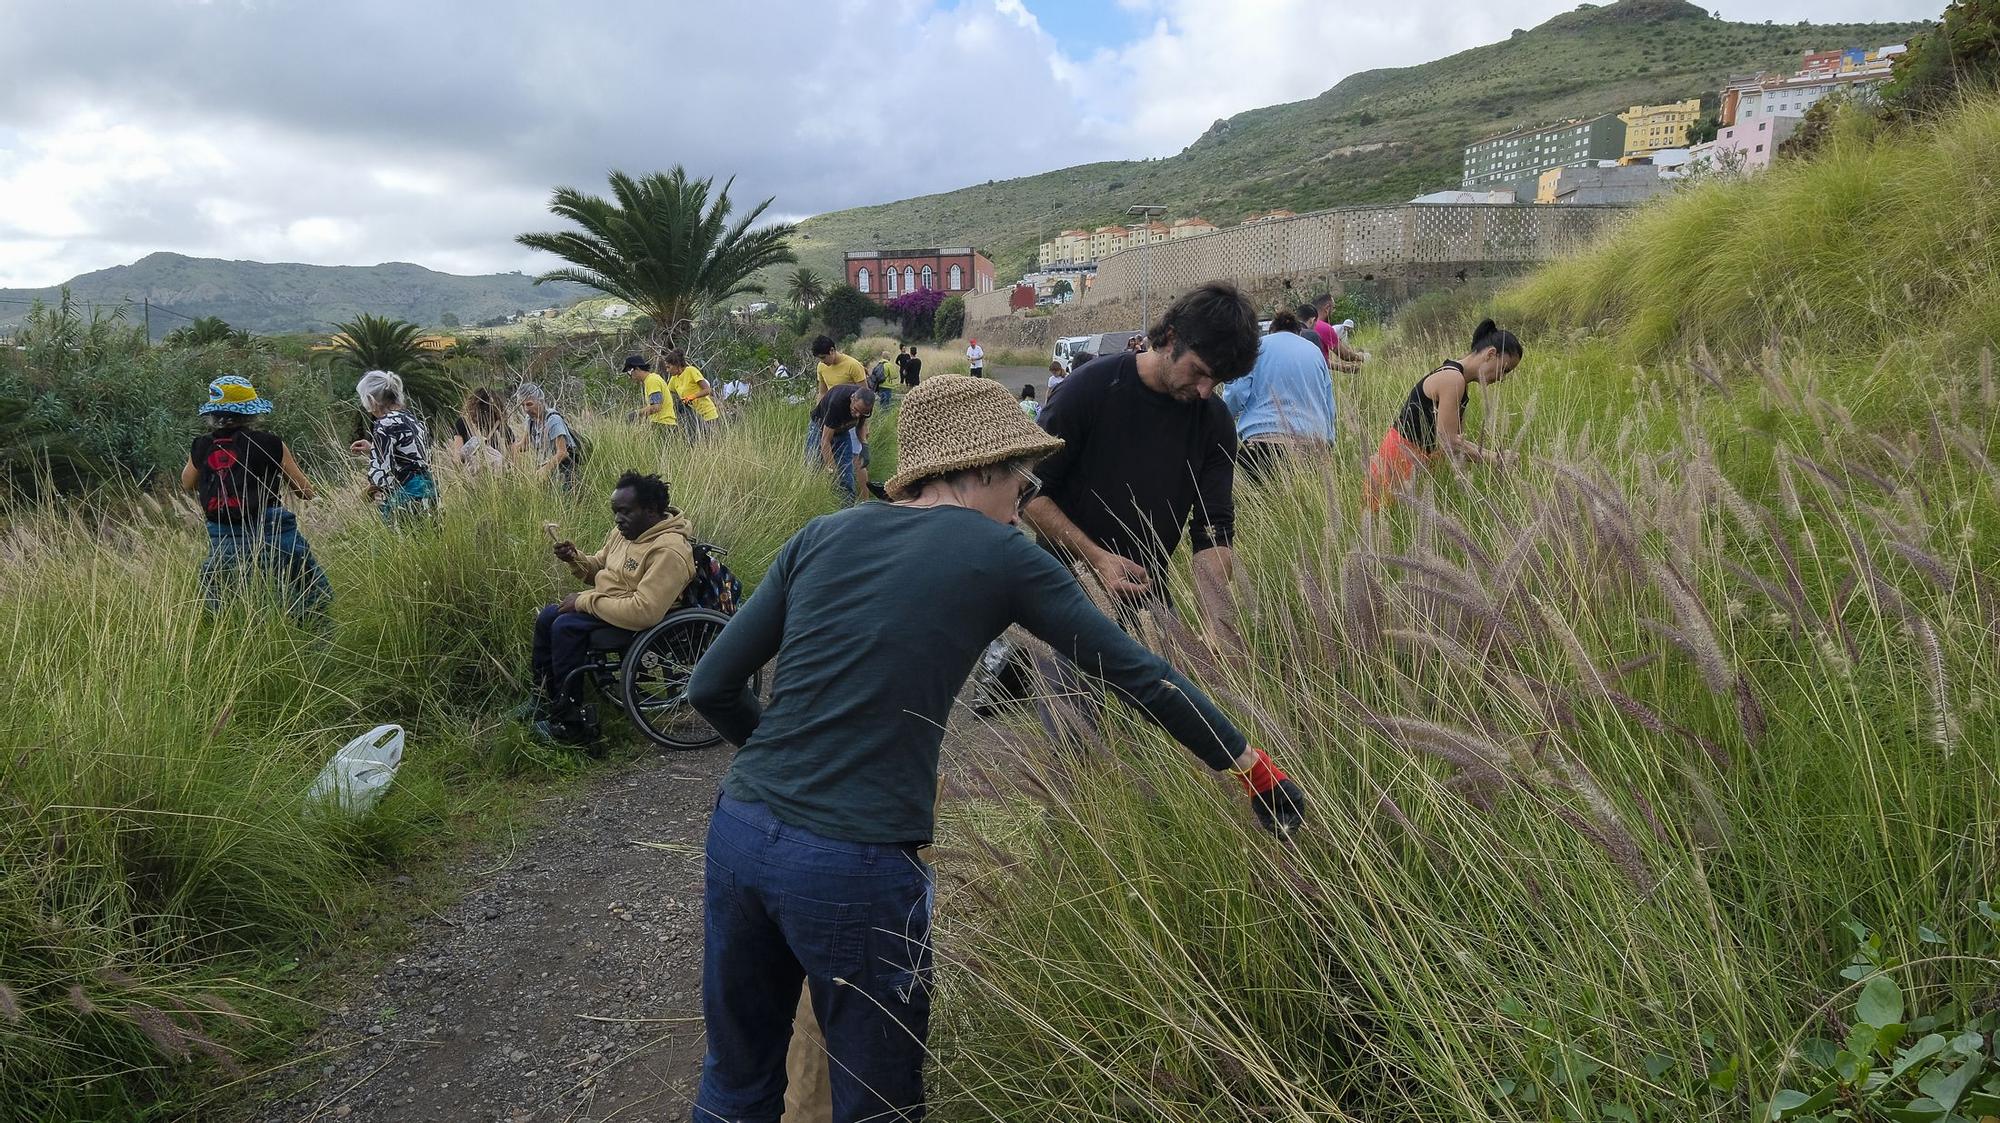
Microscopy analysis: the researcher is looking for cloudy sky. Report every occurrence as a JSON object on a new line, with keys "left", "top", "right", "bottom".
{"left": 0, "top": 0, "right": 1938, "bottom": 287}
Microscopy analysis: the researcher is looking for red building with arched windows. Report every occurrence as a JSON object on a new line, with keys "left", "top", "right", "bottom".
{"left": 844, "top": 248, "right": 995, "bottom": 299}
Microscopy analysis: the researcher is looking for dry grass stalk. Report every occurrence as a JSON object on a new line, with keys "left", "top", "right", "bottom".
{"left": 1384, "top": 627, "right": 1478, "bottom": 673}
{"left": 1404, "top": 493, "right": 1495, "bottom": 567}
{"left": 0, "top": 984, "right": 21, "bottom": 1024}
{"left": 1338, "top": 551, "right": 1384, "bottom": 653}
{"left": 1596, "top": 686, "right": 1732, "bottom": 768}
{"left": 1646, "top": 561, "right": 1734, "bottom": 697}
{"left": 129, "top": 1005, "right": 192, "bottom": 1062}
{"left": 1355, "top": 712, "right": 1513, "bottom": 787}
{"left": 1547, "top": 747, "right": 1656, "bottom": 892}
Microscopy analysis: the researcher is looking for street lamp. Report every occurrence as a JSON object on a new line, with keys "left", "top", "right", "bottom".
{"left": 1126, "top": 204, "right": 1168, "bottom": 327}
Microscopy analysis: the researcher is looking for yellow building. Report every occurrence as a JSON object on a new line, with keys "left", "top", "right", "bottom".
{"left": 1051, "top": 229, "right": 1090, "bottom": 263}
{"left": 1618, "top": 98, "right": 1703, "bottom": 157}
{"left": 1170, "top": 217, "right": 1216, "bottom": 239}
{"left": 1087, "top": 225, "right": 1130, "bottom": 260}
{"left": 1535, "top": 166, "right": 1565, "bottom": 204}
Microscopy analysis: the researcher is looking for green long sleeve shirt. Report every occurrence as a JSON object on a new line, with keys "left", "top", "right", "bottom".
{"left": 687, "top": 502, "right": 1247, "bottom": 844}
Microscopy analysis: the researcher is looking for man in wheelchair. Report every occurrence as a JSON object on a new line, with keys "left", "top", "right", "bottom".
{"left": 533, "top": 470, "right": 695, "bottom": 745}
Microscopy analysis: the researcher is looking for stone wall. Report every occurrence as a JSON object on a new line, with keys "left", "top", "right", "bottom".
{"left": 968, "top": 202, "right": 1628, "bottom": 344}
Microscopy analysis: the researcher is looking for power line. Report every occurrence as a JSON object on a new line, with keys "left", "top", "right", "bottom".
{"left": 0, "top": 295, "right": 202, "bottom": 321}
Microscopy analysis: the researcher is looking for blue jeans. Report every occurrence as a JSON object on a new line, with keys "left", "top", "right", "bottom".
{"left": 806, "top": 425, "right": 863, "bottom": 504}
{"left": 697, "top": 794, "right": 933, "bottom": 1122}
{"left": 200, "top": 507, "right": 331, "bottom": 617}
{"left": 379, "top": 473, "right": 437, "bottom": 521}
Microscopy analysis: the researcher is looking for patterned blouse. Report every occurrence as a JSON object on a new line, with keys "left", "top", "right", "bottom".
{"left": 368, "top": 410, "right": 433, "bottom": 489}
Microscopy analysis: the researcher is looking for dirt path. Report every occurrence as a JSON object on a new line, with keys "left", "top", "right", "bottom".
{"left": 255, "top": 750, "right": 731, "bottom": 1123}
{"left": 251, "top": 704, "right": 1036, "bottom": 1123}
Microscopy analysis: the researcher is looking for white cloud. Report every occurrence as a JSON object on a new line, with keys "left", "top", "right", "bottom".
{"left": 0, "top": 0, "right": 1946, "bottom": 288}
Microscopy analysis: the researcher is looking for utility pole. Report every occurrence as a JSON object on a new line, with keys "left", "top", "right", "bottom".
{"left": 143, "top": 299, "right": 151, "bottom": 343}
{"left": 1126, "top": 204, "right": 1168, "bottom": 328}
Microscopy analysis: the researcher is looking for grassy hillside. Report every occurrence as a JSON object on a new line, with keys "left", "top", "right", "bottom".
{"left": 0, "top": 252, "right": 579, "bottom": 339}
{"left": 1499, "top": 97, "right": 2000, "bottom": 387}
{"left": 777, "top": 0, "right": 1929, "bottom": 285}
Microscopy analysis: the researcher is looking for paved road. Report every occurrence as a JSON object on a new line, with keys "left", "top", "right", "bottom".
{"left": 988, "top": 365, "right": 1053, "bottom": 400}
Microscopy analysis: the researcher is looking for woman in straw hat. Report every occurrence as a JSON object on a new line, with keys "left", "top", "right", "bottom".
{"left": 686, "top": 374, "right": 1307, "bottom": 1122}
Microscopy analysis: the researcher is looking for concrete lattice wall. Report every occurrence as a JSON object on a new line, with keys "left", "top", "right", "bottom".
{"left": 965, "top": 202, "right": 1628, "bottom": 340}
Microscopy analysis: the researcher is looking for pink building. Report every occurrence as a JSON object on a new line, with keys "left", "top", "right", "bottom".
{"left": 1709, "top": 114, "right": 1802, "bottom": 173}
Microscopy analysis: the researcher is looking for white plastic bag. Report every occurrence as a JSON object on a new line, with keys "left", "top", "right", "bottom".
{"left": 307, "top": 724, "right": 405, "bottom": 815}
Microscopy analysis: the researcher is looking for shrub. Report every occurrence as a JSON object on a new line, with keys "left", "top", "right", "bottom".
{"left": 935, "top": 295, "right": 966, "bottom": 342}
{"left": 817, "top": 285, "right": 880, "bottom": 342}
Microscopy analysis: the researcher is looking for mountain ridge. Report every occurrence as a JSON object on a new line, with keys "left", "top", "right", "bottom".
{"left": 0, "top": 252, "right": 576, "bottom": 337}
{"left": 775, "top": 0, "right": 1929, "bottom": 287}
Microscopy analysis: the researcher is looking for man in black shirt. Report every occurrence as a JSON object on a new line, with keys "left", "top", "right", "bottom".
{"left": 810, "top": 383, "right": 878, "bottom": 502}
{"left": 1022, "top": 281, "right": 1260, "bottom": 740}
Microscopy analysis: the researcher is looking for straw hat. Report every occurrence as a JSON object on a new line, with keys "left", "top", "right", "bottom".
{"left": 886, "top": 375, "right": 1064, "bottom": 499}
{"left": 199, "top": 374, "right": 272, "bottom": 415}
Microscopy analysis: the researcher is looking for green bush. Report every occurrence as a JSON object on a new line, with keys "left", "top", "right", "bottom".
{"left": 936, "top": 295, "right": 966, "bottom": 342}
{"left": 817, "top": 285, "right": 880, "bottom": 342}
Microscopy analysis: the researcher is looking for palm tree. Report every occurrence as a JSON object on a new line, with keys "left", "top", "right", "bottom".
{"left": 321, "top": 313, "right": 456, "bottom": 416}
{"left": 163, "top": 316, "right": 250, "bottom": 348}
{"left": 323, "top": 313, "right": 440, "bottom": 373}
{"left": 786, "top": 267, "right": 826, "bottom": 311}
{"left": 515, "top": 168, "right": 796, "bottom": 344}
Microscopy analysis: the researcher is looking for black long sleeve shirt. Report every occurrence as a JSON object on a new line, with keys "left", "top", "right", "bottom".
{"left": 686, "top": 503, "right": 1247, "bottom": 844}
{"left": 1033, "top": 352, "right": 1238, "bottom": 585}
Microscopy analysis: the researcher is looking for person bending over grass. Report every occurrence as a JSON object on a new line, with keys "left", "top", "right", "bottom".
{"left": 1364, "top": 317, "right": 1522, "bottom": 511}
{"left": 686, "top": 375, "right": 1306, "bottom": 1123}
{"left": 182, "top": 375, "right": 331, "bottom": 617}
{"left": 810, "top": 383, "right": 879, "bottom": 504}
{"left": 533, "top": 471, "right": 696, "bottom": 746}
{"left": 516, "top": 382, "right": 580, "bottom": 489}
{"left": 1022, "top": 281, "right": 1261, "bottom": 742}
{"left": 1224, "top": 308, "right": 1339, "bottom": 484}
{"left": 348, "top": 370, "right": 437, "bottom": 520}
{"left": 663, "top": 348, "right": 718, "bottom": 441}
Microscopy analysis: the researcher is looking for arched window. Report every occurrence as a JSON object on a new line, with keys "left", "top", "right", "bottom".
{"left": 856, "top": 267, "right": 870, "bottom": 293}
{"left": 948, "top": 264, "right": 962, "bottom": 290}
{"left": 904, "top": 266, "right": 916, "bottom": 293}
{"left": 920, "top": 266, "right": 934, "bottom": 290}
{"left": 886, "top": 267, "right": 898, "bottom": 296}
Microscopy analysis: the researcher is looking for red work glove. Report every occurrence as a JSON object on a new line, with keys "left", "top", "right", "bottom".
{"left": 1232, "top": 747, "right": 1306, "bottom": 839}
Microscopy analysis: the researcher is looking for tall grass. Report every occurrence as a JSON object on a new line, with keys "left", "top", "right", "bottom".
{"left": 925, "top": 99, "right": 2000, "bottom": 1121}
{"left": 1498, "top": 97, "right": 2000, "bottom": 413}
{"left": 0, "top": 399, "right": 842, "bottom": 1119}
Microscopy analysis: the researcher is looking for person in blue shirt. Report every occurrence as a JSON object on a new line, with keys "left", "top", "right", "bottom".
{"left": 1221, "top": 309, "right": 1338, "bottom": 482}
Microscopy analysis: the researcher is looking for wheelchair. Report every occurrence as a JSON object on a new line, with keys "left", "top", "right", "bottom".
{"left": 554, "top": 548, "right": 759, "bottom": 752}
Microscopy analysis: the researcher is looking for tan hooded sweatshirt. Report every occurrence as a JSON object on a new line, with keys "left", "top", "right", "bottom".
{"left": 572, "top": 511, "right": 695, "bottom": 630}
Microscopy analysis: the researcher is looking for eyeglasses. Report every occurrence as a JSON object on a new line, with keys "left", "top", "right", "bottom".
{"left": 1010, "top": 465, "right": 1042, "bottom": 512}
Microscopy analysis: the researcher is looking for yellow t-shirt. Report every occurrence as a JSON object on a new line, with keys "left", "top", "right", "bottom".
{"left": 642, "top": 371, "right": 676, "bottom": 426}
{"left": 671, "top": 366, "right": 720, "bottom": 422}
{"left": 816, "top": 354, "right": 867, "bottom": 396}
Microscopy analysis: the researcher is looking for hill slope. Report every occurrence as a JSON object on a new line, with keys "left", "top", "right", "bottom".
{"left": 781, "top": 0, "right": 1929, "bottom": 285}
{"left": 0, "top": 253, "right": 578, "bottom": 338}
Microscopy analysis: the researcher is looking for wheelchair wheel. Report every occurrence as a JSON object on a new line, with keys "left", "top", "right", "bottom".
{"left": 620, "top": 607, "right": 754, "bottom": 751}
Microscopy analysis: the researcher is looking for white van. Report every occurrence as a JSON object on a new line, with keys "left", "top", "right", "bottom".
{"left": 1052, "top": 335, "right": 1095, "bottom": 371}
{"left": 1053, "top": 330, "right": 1144, "bottom": 371}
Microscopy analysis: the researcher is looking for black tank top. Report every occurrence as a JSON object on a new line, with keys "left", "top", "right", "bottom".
{"left": 1392, "top": 360, "right": 1467, "bottom": 452}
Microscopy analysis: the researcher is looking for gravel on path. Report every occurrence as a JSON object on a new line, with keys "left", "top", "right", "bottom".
{"left": 254, "top": 749, "right": 731, "bottom": 1123}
